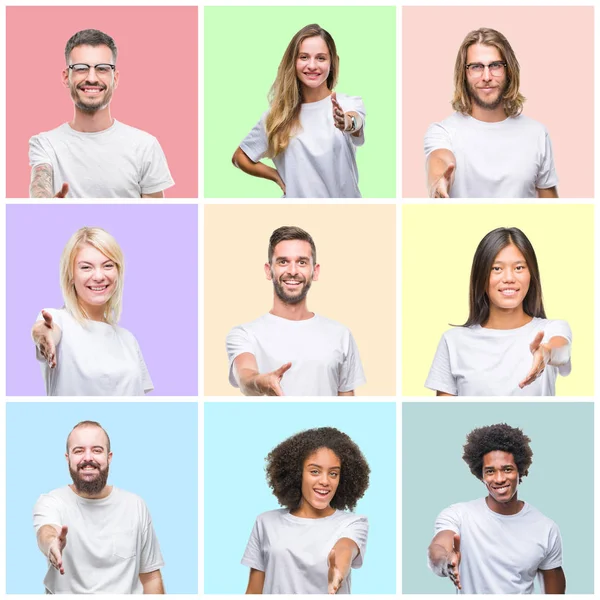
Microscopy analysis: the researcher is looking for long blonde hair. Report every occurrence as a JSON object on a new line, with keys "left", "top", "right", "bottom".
{"left": 59, "top": 227, "right": 125, "bottom": 325}
{"left": 266, "top": 24, "right": 339, "bottom": 157}
{"left": 452, "top": 28, "right": 525, "bottom": 118}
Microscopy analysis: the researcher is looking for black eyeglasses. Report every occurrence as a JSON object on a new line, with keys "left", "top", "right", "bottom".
{"left": 69, "top": 63, "right": 115, "bottom": 76}
{"left": 465, "top": 61, "right": 507, "bottom": 77}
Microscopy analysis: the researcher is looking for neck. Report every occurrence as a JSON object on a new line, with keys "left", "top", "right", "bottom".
{"left": 69, "top": 483, "right": 112, "bottom": 500}
{"left": 301, "top": 84, "right": 331, "bottom": 104}
{"left": 291, "top": 499, "right": 335, "bottom": 519}
{"left": 483, "top": 306, "right": 532, "bottom": 330}
{"left": 470, "top": 103, "right": 507, "bottom": 123}
{"left": 270, "top": 296, "right": 313, "bottom": 321}
{"left": 80, "top": 302, "right": 107, "bottom": 322}
{"left": 486, "top": 493, "right": 523, "bottom": 516}
{"left": 70, "top": 105, "right": 114, "bottom": 133}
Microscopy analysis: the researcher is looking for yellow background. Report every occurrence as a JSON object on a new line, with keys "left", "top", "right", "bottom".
{"left": 205, "top": 204, "right": 396, "bottom": 396}
{"left": 402, "top": 204, "right": 594, "bottom": 397}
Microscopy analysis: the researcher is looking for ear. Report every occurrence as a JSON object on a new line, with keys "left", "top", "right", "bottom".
{"left": 312, "top": 263, "right": 321, "bottom": 281}
{"left": 264, "top": 262, "right": 273, "bottom": 281}
{"left": 65, "top": 452, "right": 69, "bottom": 464}
{"left": 108, "top": 451, "right": 113, "bottom": 465}
{"left": 113, "top": 69, "right": 120, "bottom": 89}
{"left": 62, "top": 68, "right": 70, "bottom": 88}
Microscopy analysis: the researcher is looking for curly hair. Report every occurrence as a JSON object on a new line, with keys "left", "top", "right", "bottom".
{"left": 462, "top": 423, "right": 533, "bottom": 483}
{"left": 266, "top": 427, "right": 370, "bottom": 511}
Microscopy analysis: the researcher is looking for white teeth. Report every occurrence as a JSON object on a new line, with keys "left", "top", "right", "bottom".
{"left": 314, "top": 489, "right": 329, "bottom": 496}
{"left": 500, "top": 289, "right": 517, "bottom": 295}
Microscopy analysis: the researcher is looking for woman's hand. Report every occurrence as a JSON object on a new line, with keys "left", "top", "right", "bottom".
{"left": 519, "top": 331, "right": 550, "bottom": 389}
{"left": 32, "top": 310, "right": 59, "bottom": 369}
{"left": 328, "top": 549, "right": 344, "bottom": 594}
{"left": 274, "top": 172, "right": 286, "bottom": 195}
{"left": 331, "top": 92, "right": 348, "bottom": 131}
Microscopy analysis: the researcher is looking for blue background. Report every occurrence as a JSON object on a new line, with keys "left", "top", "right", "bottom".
{"left": 6, "top": 402, "right": 198, "bottom": 594}
{"left": 204, "top": 402, "right": 396, "bottom": 594}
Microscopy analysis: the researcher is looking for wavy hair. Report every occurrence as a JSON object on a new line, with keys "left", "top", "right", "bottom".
{"left": 452, "top": 28, "right": 525, "bottom": 117}
{"left": 59, "top": 227, "right": 124, "bottom": 325}
{"left": 462, "top": 227, "right": 545, "bottom": 327}
{"left": 266, "top": 24, "right": 339, "bottom": 157}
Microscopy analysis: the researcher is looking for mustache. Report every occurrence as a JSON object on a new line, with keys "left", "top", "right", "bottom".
{"left": 78, "top": 82, "right": 107, "bottom": 90}
{"left": 78, "top": 460, "right": 101, "bottom": 470}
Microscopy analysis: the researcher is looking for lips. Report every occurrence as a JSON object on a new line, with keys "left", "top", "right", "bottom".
{"left": 499, "top": 288, "right": 519, "bottom": 296}
{"left": 314, "top": 488, "right": 331, "bottom": 498}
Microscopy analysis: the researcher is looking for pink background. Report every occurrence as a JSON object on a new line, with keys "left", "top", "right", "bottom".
{"left": 6, "top": 6, "right": 198, "bottom": 198}
{"left": 402, "top": 6, "right": 594, "bottom": 198}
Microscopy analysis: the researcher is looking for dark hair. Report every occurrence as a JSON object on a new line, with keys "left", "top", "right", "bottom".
{"left": 462, "top": 227, "right": 545, "bottom": 327}
{"left": 266, "top": 427, "right": 370, "bottom": 511}
{"left": 66, "top": 420, "right": 111, "bottom": 454}
{"left": 268, "top": 226, "right": 317, "bottom": 265}
{"left": 65, "top": 29, "right": 118, "bottom": 65}
{"left": 463, "top": 423, "right": 533, "bottom": 483}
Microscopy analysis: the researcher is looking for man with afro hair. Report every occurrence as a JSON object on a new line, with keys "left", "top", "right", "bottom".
{"left": 427, "top": 423, "right": 565, "bottom": 594}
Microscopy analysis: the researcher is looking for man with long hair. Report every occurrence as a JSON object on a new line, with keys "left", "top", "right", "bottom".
{"left": 428, "top": 423, "right": 566, "bottom": 594}
{"left": 424, "top": 28, "right": 558, "bottom": 199}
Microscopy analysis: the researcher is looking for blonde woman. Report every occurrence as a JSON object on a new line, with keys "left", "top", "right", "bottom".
{"left": 31, "top": 227, "right": 153, "bottom": 396}
{"left": 232, "top": 24, "right": 366, "bottom": 198}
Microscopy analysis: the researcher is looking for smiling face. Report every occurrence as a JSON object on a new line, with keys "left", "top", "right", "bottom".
{"left": 72, "top": 244, "right": 118, "bottom": 317}
{"left": 265, "top": 239, "right": 320, "bottom": 305}
{"left": 482, "top": 450, "right": 519, "bottom": 507}
{"left": 295, "top": 36, "right": 331, "bottom": 93}
{"left": 487, "top": 243, "right": 531, "bottom": 312}
{"left": 66, "top": 425, "right": 112, "bottom": 497}
{"left": 466, "top": 43, "right": 508, "bottom": 111}
{"left": 299, "top": 447, "right": 341, "bottom": 516}
{"left": 63, "top": 44, "right": 118, "bottom": 112}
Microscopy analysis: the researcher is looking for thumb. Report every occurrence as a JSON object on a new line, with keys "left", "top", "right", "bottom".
{"left": 530, "top": 331, "right": 544, "bottom": 351}
{"left": 59, "top": 525, "right": 68, "bottom": 541}
{"left": 443, "top": 163, "right": 455, "bottom": 181}
{"left": 453, "top": 533, "right": 460, "bottom": 553}
{"left": 42, "top": 310, "right": 54, "bottom": 327}
{"left": 275, "top": 362, "right": 292, "bottom": 377}
{"left": 331, "top": 91, "right": 337, "bottom": 103}
{"left": 54, "top": 182, "right": 69, "bottom": 198}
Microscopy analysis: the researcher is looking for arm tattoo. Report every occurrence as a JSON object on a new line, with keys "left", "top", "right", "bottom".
{"left": 29, "top": 164, "right": 54, "bottom": 198}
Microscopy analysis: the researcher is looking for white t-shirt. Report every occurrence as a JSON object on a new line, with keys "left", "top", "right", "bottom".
{"left": 33, "top": 486, "right": 164, "bottom": 594}
{"left": 242, "top": 508, "right": 368, "bottom": 594}
{"left": 424, "top": 113, "right": 557, "bottom": 198}
{"left": 425, "top": 317, "right": 571, "bottom": 396}
{"left": 433, "top": 498, "right": 562, "bottom": 594}
{"left": 240, "top": 93, "right": 365, "bottom": 198}
{"left": 29, "top": 120, "right": 174, "bottom": 198}
{"left": 36, "top": 308, "right": 153, "bottom": 396}
{"left": 226, "top": 313, "right": 366, "bottom": 396}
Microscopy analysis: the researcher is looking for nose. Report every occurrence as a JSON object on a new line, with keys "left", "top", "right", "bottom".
{"left": 287, "top": 262, "right": 298, "bottom": 275}
{"left": 307, "top": 58, "right": 318, "bottom": 71}
{"left": 502, "top": 268, "right": 516, "bottom": 283}
{"left": 481, "top": 65, "right": 493, "bottom": 82}
{"left": 493, "top": 470, "right": 506, "bottom": 484}
{"left": 83, "top": 448, "right": 94, "bottom": 461}
{"left": 91, "top": 267, "right": 105, "bottom": 281}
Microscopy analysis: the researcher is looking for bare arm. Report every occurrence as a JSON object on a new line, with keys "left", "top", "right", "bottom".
{"left": 436, "top": 391, "right": 455, "bottom": 397}
{"left": 232, "top": 148, "right": 285, "bottom": 194}
{"left": 142, "top": 191, "right": 165, "bottom": 198}
{"left": 233, "top": 352, "right": 291, "bottom": 396}
{"left": 328, "top": 538, "right": 359, "bottom": 594}
{"left": 32, "top": 310, "right": 63, "bottom": 369}
{"left": 338, "top": 390, "right": 355, "bottom": 397}
{"left": 245, "top": 568, "right": 265, "bottom": 594}
{"left": 139, "top": 569, "right": 165, "bottom": 594}
{"left": 540, "top": 566, "right": 566, "bottom": 594}
{"left": 37, "top": 524, "right": 68, "bottom": 575}
{"left": 29, "top": 164, "right": 54, "bottom": 198}
{"left": 537, "top": 186, "right": 559, "bottom": 198}
{"left": 426, "top": 149, "right": 456, "bottom": 198}
{"left": 428, "top": 530, "right": 461, "bottom": 589}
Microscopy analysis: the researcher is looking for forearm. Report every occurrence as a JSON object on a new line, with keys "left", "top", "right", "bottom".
{"left": 30, "top": 164, "right": 55, "bottom": 198}
{"left": 37, "top": 524, "right": 60, "bottom": 556}
{"left": 332, "top": 538, "right": 359, "bottom": 579}
{"left": 426, "top": 151, "right": 454, "bottom": 190}
{"left": 237, "top": 367, "right": 263, "bottom": 396}
{"left": 140, "top": 570, "right": 165, "bottom": 594}
{"left": 233, "top": 149, "right": 280, "bottom": 184}
{"left": 546, "top": 336, "right": 570, "bottom": 366}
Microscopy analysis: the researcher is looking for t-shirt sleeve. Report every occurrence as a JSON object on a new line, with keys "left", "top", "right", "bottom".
{"left": 425, "top": 333, "right": 457, "bottom": 395}
{"left": 133, "top": 337, "right": 154, "bottom": 394}
{"left": 139, "top": 501, "right": 165, "bottom": 573}
{"left": 139, "top": 137, "right": 175, "bottom": 195}
{"left": 241, "top": 518, "right": 265, "bottom": 571}
{"left": 535, "top": 129, "right": 558, "bottom": 190}
{"left": 33, "top": 493, "right": 62, "bottom": 533}
{"left": 338, "top": 330, "right": 366, "bottom": 392}
{"left": 239, "top": 112, "right": 269, "bottom": 162}
{"left": 543, "top": 320, "right": 572, "bottom": 376}
{"left": 29, "top": 135, "right": 53, "bottom": 167}
{"left": 339, "top": 515, "right": 369, "bottom": 569}
{"left": 338, "top": 95, "right": 366, "bottom": 147}
{"left": 226, "top": 326, "right": 255, "bottom": 387}
{"left": 424, "top": 122, "right": 453, "bottom": 158}
{"left": 539, "top": 522, "right": 563, "bottom": 570}
{"left": 434, "top": 505, "right": 461, "bottom": 536}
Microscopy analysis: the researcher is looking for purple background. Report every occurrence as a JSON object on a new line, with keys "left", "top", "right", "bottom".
{"left": 7, "top": 204, "right": 198, "bottom": 396}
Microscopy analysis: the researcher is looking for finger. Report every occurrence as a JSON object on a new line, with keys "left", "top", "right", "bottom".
{"left": 529, "top": 331, "right": 544, "bottom": 353}
{"left": 42, "top": 310, "right": 54, "bottom": 328}
{"left": 272, "top": 380, "right": 285, "bottom": 397}
{"left": 443, "top": 163, "right": 455, "bottom": 181}
{"left": 275, "top": 362, "right": 292, "bottom": 377}
{"left": 54, "top": 182, "right": 69, "bottom": 198}
{"left": 331, "top": 91, "right": 337, "bottom": 104}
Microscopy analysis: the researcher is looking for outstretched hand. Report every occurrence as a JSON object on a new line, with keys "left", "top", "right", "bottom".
{"left": 328, "top": 549, "right": 344, "bottom": 594}
{"left": 331, "top": 92, "right": 347, "bottom": 131}
{"left": 254, "top": 362, "right": 292, "bottom": 396}
{"left": 48, "top": 525, "right": 68, "bottom": 575}
{"left": 519, "top": 331, "right": 550, "bottom": 389}
{"left": 34, "top": 310, "right": 58, "bottom": 369}
{"left": 54, "top": 183, "right": 69, "bottom": 198}
{"left": 446, "top": 533, "right": 461, "bottom": 590}
{"left": 429, "top": 163, "right": 455, "bottom": 198}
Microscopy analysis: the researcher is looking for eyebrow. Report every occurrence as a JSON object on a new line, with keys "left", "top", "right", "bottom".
{"left": 492, "top": 260, "right": 526, "bottom": 265}
{"left": 484, "top": 464, "right": 515, "bottom": 469}
{"left": 275, "top": 256, "right": 311, "bottom": 261}
{"left": 77, "top": 259, "right": 114, "bottom": 265}
{"left": 71, "top": 445, "right": 105, "bottom": 451}
{"left": 307, "top": 463, "right": 340, "bottom": 469}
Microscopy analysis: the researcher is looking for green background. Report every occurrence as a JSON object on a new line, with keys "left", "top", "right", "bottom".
{"left": 402, "top": 402, "right": 594, "bottom": 594}
{"left": 204, "top": 6, "right": 396, "bottom": 198}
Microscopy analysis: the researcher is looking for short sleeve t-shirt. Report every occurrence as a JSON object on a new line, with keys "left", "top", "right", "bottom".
{"left": 240, "top": 93, "right": 365, "bottom": 198}
{"left": 424, "top": 113, "right": 557, "bottom": 198}
{"left": 226, "top": 313, "right": 366, "bottom": 396}
{"left": 434, "top": 498, "right": 562, "bottom": 594}
{"left": 242, "top": 509, "right": 368, "bottom": 594}
{"left": 33, "top": 486, "right": 164, "bottom": 594}
{"left": 36, "top": 308, "right": 153, "bottom": 396}
{"left": 29, "top": 120, "right": 174, "bottom": 198}
{"left": 425, "top": 318, "right": 571, "bottom": 396}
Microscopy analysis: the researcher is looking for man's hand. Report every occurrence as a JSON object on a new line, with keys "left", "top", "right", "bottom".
{"left": 32, "top": 310, "right": 58, "bottom": 368}
{"left": 429, "top": 163, "right": 455, "bottom": 198}
{"left": 48, "top": 525, "right": 68, "bottom": 575}
{"left": 328, "top": 548, "right": 344, "bottom": 594}
{"left": 445, "top": 533, "right": 461, "bottom": 590}
{"left": 519, "top": 331, "right": 550, "bottom": 389}
{"left": 253, "top": 362, "right": 292, "bottom": 396}
{"left": 54, "top": 182, "right": 69, "bottom": 198}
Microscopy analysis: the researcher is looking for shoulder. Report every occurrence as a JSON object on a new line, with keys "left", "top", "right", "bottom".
{"left": 439, "top": 498, "right": 482, "bottom": 517}
{"left": 313, "top": 314, "right": 352, "bottom": 334}
{"left": 427, "top": 112, "right": 466, "bottom": 131}
{"left": 228, "top": 314, "right": 269, "bottom": 335}
{"left": 36, "top": 486, "right": 73, "bottom": 506}
{"left": 113, "top": 120, "right": 160, "bottom": 145}
{"left": 30, "top": 123, "right": 70, "bottom": 142}
{"left": 522, "top": 502, "right": 560, "bottom": 530}
{"left": 254, "top": 508, "right": 289, "bottom": 525}
{"left": 334, "top": 93, "right": 364, "bottom": 107}
{"left": 114, "top": 324, "right": 139, "bottom": 343}
{"left": 510, "top": 115, "right": 550, "bottom": 135}
{"left": 112, "top": 487, "right": 150, "bottom": 510}
{"left": 439, "top": 326, "right": 474, "bottom": 343}
{"left": 334, "top": 510, "right": 368, "bottom": 527}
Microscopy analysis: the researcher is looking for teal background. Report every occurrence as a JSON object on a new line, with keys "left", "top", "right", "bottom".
{"left": 402, "top": 402, "right": 594, "bottom": 594}
{"left": 204, "top": 402, "right": 396, "bottom": 594}
{"left": 204, "top": 6, "right": 396, "bottom": 198}
{"left": 6, "top": 402, "right": 198, "bottom": 594}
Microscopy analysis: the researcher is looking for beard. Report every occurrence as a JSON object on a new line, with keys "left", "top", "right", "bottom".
{"left": 69, "top": 81, "right": 113, "bottom": 113}
{"left": 69, "top": 460, "right": 110, "bottom": 496}
{"left": 468, "top": 79, "right": 508, "bottom": 111}
{"left": 272, "top": 270, "right": 313, "bottom": 305}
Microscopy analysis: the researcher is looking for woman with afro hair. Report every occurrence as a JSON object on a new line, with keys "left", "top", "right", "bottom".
{"left": 428, "top": 423, "right": 565, "bottom": 594}
{"left": 242, "top": 427, "right": 370, "bottom": 594}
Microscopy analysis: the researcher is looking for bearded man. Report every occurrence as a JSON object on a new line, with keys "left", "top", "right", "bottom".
{"left": 33, "top": 421, "right": 165, "bottom": 593}
{"left": 29, "top": 29, "right": 174, "bottom": 198}
{"left": 424, "top": 28, "right": 558, "bottom": 198}
{"left": 226, "top": 225, "right": 366, "bottom": 396}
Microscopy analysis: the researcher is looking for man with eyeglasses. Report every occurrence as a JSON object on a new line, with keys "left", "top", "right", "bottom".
{"left": 424, "top": 28, "right": 558, "bottom": 199}
{"left": 29, "top": 29, "right": 174, "bottom": 198}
